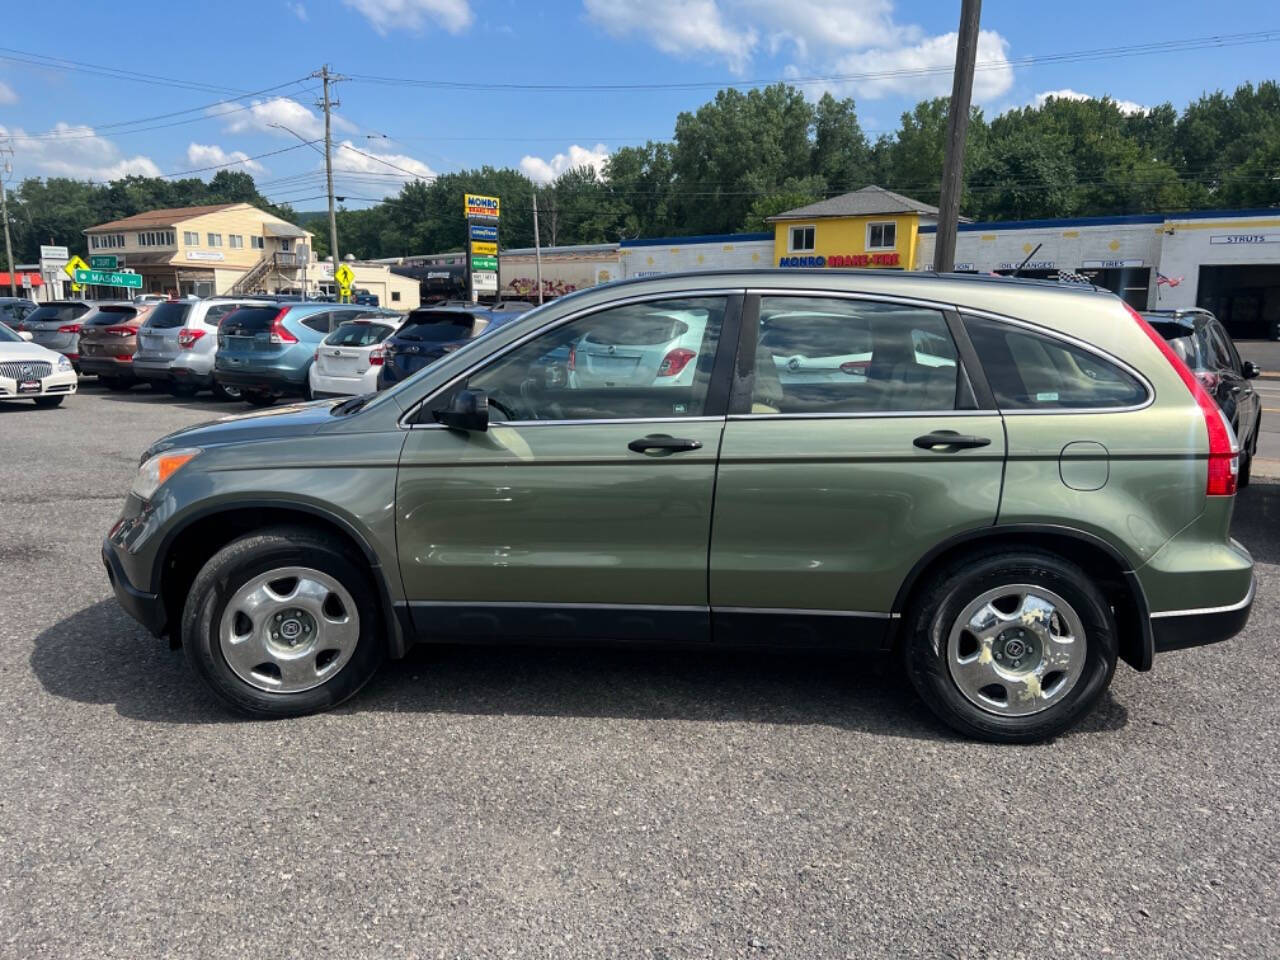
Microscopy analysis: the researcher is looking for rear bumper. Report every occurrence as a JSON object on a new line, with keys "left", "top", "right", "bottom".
{"left": 1151, "top": 577, "right": 1255, "bottom": 652}
{"left": 102, "top": 538, "right": 166, "bottom": 636}
{"left": 171, "top": 366, "right": 214, "bottom": 387}
{"left": 214, "top": 368, "right": 307, "bottom": 395}
{"left": 132, "top": 357, "right": 173, "bottom": 381}
{"left": 79, "top": 357, "right": 135, "bottom": 378}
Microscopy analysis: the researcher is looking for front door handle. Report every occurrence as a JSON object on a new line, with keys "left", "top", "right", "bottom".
{"left": 628, "top": 434, "right": 703, "bottom": 454}
{"left": 913, "top": 430, "right": 992, "bottom": 451}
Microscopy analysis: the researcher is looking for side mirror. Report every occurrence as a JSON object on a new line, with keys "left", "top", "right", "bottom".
{"left": 432, "top": 388, "right": 489, "bottom": 432}
{"left": 18, "top": 330, "right": 33, "bottom": 342}
{"left": 1242, "top": 360, "right": 1261, "bottom": 380}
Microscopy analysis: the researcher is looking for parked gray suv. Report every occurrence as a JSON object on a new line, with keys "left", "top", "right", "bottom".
{"left": 133, "top": 297, "right": 271, "bottom": 399}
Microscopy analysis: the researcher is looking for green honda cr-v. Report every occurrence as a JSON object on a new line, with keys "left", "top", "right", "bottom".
{"left": 103, "top": 271, "right": 1255, "bottom": 742}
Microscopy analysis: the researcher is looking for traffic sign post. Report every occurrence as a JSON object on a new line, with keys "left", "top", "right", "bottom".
{"left": 74, "top": 268, "right": 142, "bottom": 290}
{"left": 334, "top": 262, "right": 355, "bottom": 302}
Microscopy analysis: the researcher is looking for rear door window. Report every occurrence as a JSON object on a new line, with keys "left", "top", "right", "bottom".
{"left": 964, "top": 314, "right": 1148, "bottom": 410}
{"left": 747, "top": 297, "right": 960, "bottom": 414}
{"left": 143, "top": 301, "right": 192, "bottom": 329}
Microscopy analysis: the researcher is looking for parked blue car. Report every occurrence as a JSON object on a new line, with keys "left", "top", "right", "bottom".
{"left": 378, "top": 302, "right": 534, "bottom": 390}
{"left": 215, "top": 302, "right": 399, "bottom": 406}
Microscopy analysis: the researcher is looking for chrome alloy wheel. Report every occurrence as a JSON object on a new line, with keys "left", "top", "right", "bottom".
{"left": 218, "top": 566, "right": 360, "bottom": 694}
{"left": 946, "top": 584, "right": 1087, "bottom": 717}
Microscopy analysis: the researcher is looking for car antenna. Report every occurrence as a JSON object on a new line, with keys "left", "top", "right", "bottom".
{"left": 1011, "top": 243, "right": 1042, "bottom": 278}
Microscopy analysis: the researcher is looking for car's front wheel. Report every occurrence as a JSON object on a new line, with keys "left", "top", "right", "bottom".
{"left": 33, "top": 396, "right": 64, "bottom": 408}
{"left": 211, "top": 380, "right": 242, "bottom": 401}
{"left": 904, "top": 549, "right": 1117, "bottom": 743}
{"left": 181, "top": 527, "right": 385, "bottom": 717}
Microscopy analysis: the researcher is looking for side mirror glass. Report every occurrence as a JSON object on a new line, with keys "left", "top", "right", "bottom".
{"left": 1242, "top": 360, "right": 1261, "bottom": 379}
{"left": 432, "top": 388, "right": 489, "bottom": 432}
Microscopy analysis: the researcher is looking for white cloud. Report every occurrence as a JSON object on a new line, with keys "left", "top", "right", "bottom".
{"left": 286, "top": 1, "right": 308, "bottom": 21}
{"left": 1032, "top": 88, "right": 1148, "bottom": 116}
{"left": 0, "top": 81, "right": 17, "bottom": 105}
{"left": 185, "top": 143, "right": 266, "bottom": 175}
{"left": 829, "top": 28, "right": 1012, "bottom": 102}
{"left": 342, "top": 0, "right": 473, "bottom": 35}
{"left": 208, "top": 96, "right": 353, "bottom": 141}
{"left": 0, "top": 123, "right": 159, "bottom": 180}
{"left": 584, "top": 0, "right": 758, "bottom": 75}
{"left": 583, "top": 0, "right": 1013, "bottom": 102}
{"left": 519, "top": 143, "right": 611, "bottom": 184}
{"left": 333, "top": 140, "right": 436, "bottom": 191}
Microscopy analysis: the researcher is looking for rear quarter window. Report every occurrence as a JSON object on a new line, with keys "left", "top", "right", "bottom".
{"left": 964, "top": 314, "right": 1149, "bottom": 410}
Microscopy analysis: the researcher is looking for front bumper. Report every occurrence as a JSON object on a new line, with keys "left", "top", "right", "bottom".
{"left": 1151, "top": 577, "right": 1256, "bottom": 652}
{"left": 0, "top": 368, "right": 79, "bottom": 399}
{"left": 102, "top": 537, "right": 167, "bottom": 636}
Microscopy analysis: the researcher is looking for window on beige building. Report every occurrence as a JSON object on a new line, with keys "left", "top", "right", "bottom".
{"left": 184, "top": 231, "right": 199, "bottom": 245}
{"left": 229, "top": 235, "right": 244, "bottom": 249}
{"left": 207, "top": 233, "right": 223, "bottom": 247}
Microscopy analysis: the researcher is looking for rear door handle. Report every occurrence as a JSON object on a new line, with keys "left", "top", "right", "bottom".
{"left": 913, "top": 431, "right": 992, "bottom": 450}
{"left": 628, "top": 434, "right": 703, "bottom": 454}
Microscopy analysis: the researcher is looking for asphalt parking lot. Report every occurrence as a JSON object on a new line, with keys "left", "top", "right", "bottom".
{"left": 2, "top": 383, "right": 1278, "bottom": 959}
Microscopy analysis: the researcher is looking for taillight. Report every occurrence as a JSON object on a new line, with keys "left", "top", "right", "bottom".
{"left": 1126, "top": 303, "right": 1238, "bottom": 496}
{"left": 269, "top": 308, "right": 297, "bottom": 344}
{"left": 104, "top": 325, "right": 135, "bottom": 336}
{"left": 176, "top": 328, "right": 205, "bottom": 349}
{"left": 114, "top": 354, "right": 133, "bottom": 361}
{"left": 839, "top": 359, "right": 869, "bottom": 376}
{"left": 58, "top": 324, "right": 82, "bottom": 334}
{"left": 567, "top": 345, "right": 576, "bottom": 371}
{"left": 657, "top": 347, "right": 696, "bottom": 378}
{"left": 369, "top": 347, "right": 385, "bottom": 366}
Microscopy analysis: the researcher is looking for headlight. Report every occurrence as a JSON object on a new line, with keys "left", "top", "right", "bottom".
{"left": 131, "top": 447, "right": 201, "bottom": 500}
{"left": 57, "top": 355, "right": 72, "bottom": 371}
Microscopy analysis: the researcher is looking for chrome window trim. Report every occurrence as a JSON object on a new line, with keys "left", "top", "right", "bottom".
{"left": 397, "top": 287, "right": 746, "bottom": 429}
{"left": 1149, "top": 577, "right": 1255, "bottom": 619}
{"left": 715, "top": 606, "right": 894, "bottom": 619}
{"left": 727, "top": 410, "right": 999, "bottom": 422}
{"left": 408, "top": 415, "right": 725, "bottom": 431}
{"left": 959, "top": 306, "right": 1156, "bottom": 415}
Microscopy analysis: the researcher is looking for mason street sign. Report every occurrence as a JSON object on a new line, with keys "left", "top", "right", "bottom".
{"left": 74, "top": 269, "right": 143, "bottom": 289}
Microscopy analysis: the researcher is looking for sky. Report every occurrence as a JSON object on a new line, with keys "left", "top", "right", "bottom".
{"left": 0, "top": 0, "right": 1278, "bottom": 209}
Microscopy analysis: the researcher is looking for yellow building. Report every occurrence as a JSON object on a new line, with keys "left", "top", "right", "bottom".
{"left": 767, "top": 185, "right": 941, "bottom": 272}
{"left": 83, "top": 202, "right": 313, "bottom": 298}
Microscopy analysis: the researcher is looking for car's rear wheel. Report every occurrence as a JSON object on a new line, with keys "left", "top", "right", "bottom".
{"left": 33, "top": 396, "right": 63, "bottom": 408}
{"left": 903, "top": 549, "right": 1117, "bottom": 743}
{"left": 211, "top": 381, "right": 242, "bottom": 401}
{"left": 181, "top": 527, "right": 385, "bottom": 717}
{"left": 242, "top": 390, "right": 276, "bottom": 407}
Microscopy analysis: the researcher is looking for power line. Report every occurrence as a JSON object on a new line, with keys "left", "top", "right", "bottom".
{"left": 347, "top": 30, "right": 1280, "bottom": 93}
{"left": 0, "top": 48, "right": 250, "bottom": 96}
{"left": 157, "top": 140, "right": 321, "bottom": 179}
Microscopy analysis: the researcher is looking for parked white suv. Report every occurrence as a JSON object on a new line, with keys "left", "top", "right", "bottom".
{"left": 309, "top": 318, "right": 401, "bottom": 398}
{"left": 133, "top": 297, "right": 273, "bottom": 399}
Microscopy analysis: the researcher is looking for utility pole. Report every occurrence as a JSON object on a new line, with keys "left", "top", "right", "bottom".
{"left": 932, "top": 0, "right": 982, "bottom": 273}
{"left": 314, "top": 65, "right": 344, "bottom": 266}
{"left": 532, "top": 189, "right": 544, "bottom": 305}
{"left": 1, "top": 139, "right": 15, "bottom": 297}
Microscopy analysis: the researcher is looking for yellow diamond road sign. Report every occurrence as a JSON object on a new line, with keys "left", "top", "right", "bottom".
{"left": 334, "top": 263, "right": 355, "bottom": 288}
{"left": 64, "top": 255, "right": 89, "bottom": 292}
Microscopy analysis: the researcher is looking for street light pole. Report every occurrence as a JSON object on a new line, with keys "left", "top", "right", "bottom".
{"left": 932, "top": 0, "right": 982, "bottom": 273}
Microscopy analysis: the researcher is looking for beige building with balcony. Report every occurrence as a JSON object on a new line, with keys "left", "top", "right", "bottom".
{"left": 83, "top": 202, "right": 313, "bottom": 298}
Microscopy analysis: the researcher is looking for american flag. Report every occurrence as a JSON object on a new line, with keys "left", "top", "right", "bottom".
{"left": 1156, "top": 272, "right": 1183, "bottom": 287}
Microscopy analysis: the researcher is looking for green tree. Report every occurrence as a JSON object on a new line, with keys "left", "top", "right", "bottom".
{"left": 741, "top": 175, "right": 827, "bottom": 232}
{"left": 811, "top": 93, "right": 871, "bottom": 192}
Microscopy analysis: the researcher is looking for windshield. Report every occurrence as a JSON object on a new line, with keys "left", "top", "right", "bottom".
{"left": 143, "top": 301, "right": 193, "bottom": 329}
{"left": 0, "top": 322, "right": 21, "bottom": 343}
{"left": 86, "top": 306, "right": 138, "bottom": 326}
{"left": 26, "top": 304, "right": 89, "bottom": 324}
{"left": 325, "top": 322, "right": 395, "bottom": 346}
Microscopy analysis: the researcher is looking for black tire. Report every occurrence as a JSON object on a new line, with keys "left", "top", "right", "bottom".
{"left": 180, "top": 526, "right": 385, "bottom": 717}
{"left": 903, "top": 548, "right": 1118, "bottom": 744}
{"left": 212, "top": 381, "right": 242, "bottom": 401}
{"left": 169, "top": 382, "right": 198, "bottom": 397}
{"left": 33, "top": 396, "right": 64, "bottom": 408}
{"left": 242, "top": 390, "right": 276, "bottom": 407}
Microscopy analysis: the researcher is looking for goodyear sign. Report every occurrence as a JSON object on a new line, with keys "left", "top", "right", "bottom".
{"left": 464, "top": 193, "right": 500, "bottom": 219}
{"left": 470, "top": 224, "right": 497, "bottom": 242}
